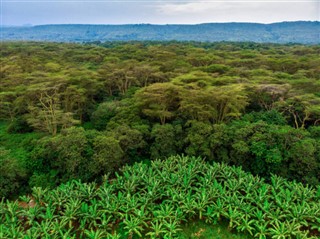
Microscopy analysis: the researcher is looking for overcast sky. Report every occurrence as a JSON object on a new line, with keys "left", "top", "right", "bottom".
{"left": 1, "top": 0, "right": 319, "bottom": 26}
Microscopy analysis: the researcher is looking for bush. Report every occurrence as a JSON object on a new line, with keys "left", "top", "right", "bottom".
{"left": 0, "top": 147, "right": 27, "bottom": 198}
{"left": 6, "top": 117, "right": 33, "bottom": 134}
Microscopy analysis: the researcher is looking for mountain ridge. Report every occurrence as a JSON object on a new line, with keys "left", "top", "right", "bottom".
{"left": 1, "top": 21, "right": 319, "bottom": 43}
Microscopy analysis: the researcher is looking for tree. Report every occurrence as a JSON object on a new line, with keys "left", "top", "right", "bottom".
{"left": 180, "top": 85, "right": 248, "bottom": 124}
{"left": 135, "top": 83, "right": 181, "bottom": 125}
{"left": 150, "top": 124, "right": 181, "bottom": 159}
{"left": 185, "top": 121, "right": 214, "bottom": 158}
{"left": 26, "top": 87, "right": 79, "bottom": 135}
{"left": 29, "top": 127, "right": 93, "bottom": 184}
{"left": 92, "top": 135, "right": 124, "bottom": 175}
{"left": 91, "top": 101, "right": 119, "bottom": 130}
{"left": 276, "top": 94, "right": 320, "bottom": 128}
{"left": 43, "top": 127, "right": 91, "bottom": 183}
{"left": 250, "top": 84, "right": 291, "bottom": 111}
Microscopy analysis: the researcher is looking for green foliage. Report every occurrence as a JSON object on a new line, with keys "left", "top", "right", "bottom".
{"left": 6, "top": 117, "right": 33, "bottom": 134}
{"left": 241, "top": 110, "right": 287, "bottom": 125}
{"left": 1, "top": 41, "right": 320, "bottom": 198}
{"left": 185, "top": 121, "right": 214, "bottom": 158}
{"left": 150, "top": 123, "right": 181, "bottom": 159}
{"left": 1, "top": 156, "right": 319, "bottom": 238}
{"left": 135, "top": 83, "right": 181, "bottom": 125}
{"left": 206, "top": 119, "right": 320, "bottom": 184}
{"left": 91, "top": 101, "right": 118, "bottom": 130}
{"left": 201, "top": 64, "right": 231, "bottom": 74}
{"left": 0, "top": 147, "right": 27, "bottom": 198}
{"left": 92, "top": 135, "right": 124, "bottom": 175}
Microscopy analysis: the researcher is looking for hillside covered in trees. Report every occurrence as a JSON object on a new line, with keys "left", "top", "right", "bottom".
{"left": 0, "top": 41, "right": 320, "bottom": 238}
{"left": 2, "top": 21, "right": 320, "bottom": 43}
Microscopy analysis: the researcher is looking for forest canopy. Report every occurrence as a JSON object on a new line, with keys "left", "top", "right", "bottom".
{"left": 0, "top": 41, "right": 320, "bottom": 199}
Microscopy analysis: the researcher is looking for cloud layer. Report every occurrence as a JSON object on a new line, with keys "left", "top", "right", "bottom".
{"left": 2, "top": 0, "right": 319, "bottom": 25}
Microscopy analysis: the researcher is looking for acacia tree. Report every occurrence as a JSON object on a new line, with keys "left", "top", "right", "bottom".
{"left": 180, "top": 85, "right": 248, "bottom": 124}
{"left": 250, "top": 84, "right": 291, "bottom": 111}
{"left": 276, "top": 94, "right": 320, "bottom": 129}
{"left": 26, "top": 87, "right": 79, "bottom": 135}
{"left": 135, "top": 83, "right": 181, "bottom": 125}
{"left": 100, "top": 60, "right": 140, "bottom": 95}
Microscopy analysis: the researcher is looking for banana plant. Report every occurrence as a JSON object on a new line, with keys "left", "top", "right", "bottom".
{"left": 285, "top": 220, "right": 303, "bottom": 237}
{"left": 2, "top": 155, "right": 320, "bottom": 239}
{"left": 48, "top": 218, "right": 68, "bottom": 237}
{"left": 32, "top": 187, "right": 48, "bottom": 204}
{"left": 98, "top": 213, "right": 113, "bottom": 232}
{"left": 203, "top": 205, "right": 218, "bottom": 224}
{"left": 253, "top": 184, "right": 270, "bottom": 204}
{"left": 253, "top": 209, "right": 266, "bottom": 223}
{"left": 123, "top": 213, "right": 147, "bottom": 239}
{"left": 58, "top": 228, "right": 76, "bottom": 239}
{"left": 21, "top": 205, "right": 44, "bottom": 227}
{"left": 180, "top": 191, "right": 196, "bottom": 219}
{"left": 40, "top": 205, "right": 56, "bottom": 221}
{"left": 79, "top": 199, "right": 101, "bottom": 229}
{"left": 194, "top": 189, "right": 211, "bottom": 220}
{"left": 310, "top": 217, "right": 320, "bottom": 232}
{"left": 163, "top": 218, "right": 182, "bottom": 239}
{"left": 84, "top": 229, "right": 108, "bottom": 239}
{"left": 153, "top": 203, "right": 176, "bottom": 222}
{"left": 145, "top": 220, "right": 167, "bottom": 239}
{"left": 286, "top": 203, "right": 309, "bottom": 226}
{"left": 211, "top": 198, "right": 227, "bottom": 221}
{"left": 4, "top": 224, "right": 23, "bottom": 239}
{"left": 225, "top": 178, "right": 242, "bottom": 192}
{"left": 268, "top": 219, "right": 291, "bottom": 239}
{"left": 22, "top": 227, "right": 43, "bottom": 239}
{"left": 295, "top": 230, "right": 317, "bottom": 239}
{"left": 142, "top": 179, "right": 161, "bottom": 202}
{"left": 270, "top": 174, "right": 285, "bottom": 192}
{"left": 224, "top": 205, "right": 242, "bottom": 229}
{"left": 106, "top": 232, "right": 121, "bottom": 239}
{"left": 78, "top": 182, "right": 98, "bottom": 202}
{"left": 32, "top": 220, "right": 53, "bottom": 238}
{"left": 254, "top": 221, "right": 269, "bottom": 239}
{"left": 236, "top": 215, "right": 255, "bottom": 236}
{"left": 97, "top": 185, "right": 115, "bottom": 203}
{"left": 60, "top": 198, "right": 81, "bottom": 229}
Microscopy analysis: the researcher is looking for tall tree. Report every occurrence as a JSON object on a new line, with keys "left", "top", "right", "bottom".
{"left": 26, "top": 87, "right": 79, "bottom": 135}
{"left": 135, "top": 83, "right": 181, "bottom": 124}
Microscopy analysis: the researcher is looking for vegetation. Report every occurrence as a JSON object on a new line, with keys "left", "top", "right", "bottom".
{"left": 1, "top": 41, "right": 320, "bottom": 198}
{"left": 1, "top": 156, "right": 319, "bottom": 238}
{"left": 0, "top": 41, "right": 319, "bottom": 237}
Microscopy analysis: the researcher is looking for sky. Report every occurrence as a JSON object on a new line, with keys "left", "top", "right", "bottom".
{"left": 1, "top": 0, "right": 319, "bottom": 26}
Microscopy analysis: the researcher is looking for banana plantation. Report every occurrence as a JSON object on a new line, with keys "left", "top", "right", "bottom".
{"left": 1, "top": 155, "right": 319, "bottom": 238}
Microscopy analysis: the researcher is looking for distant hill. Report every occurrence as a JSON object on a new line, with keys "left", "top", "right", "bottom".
{"left": 1, "top": 21, "right": 319, "bottom": 43}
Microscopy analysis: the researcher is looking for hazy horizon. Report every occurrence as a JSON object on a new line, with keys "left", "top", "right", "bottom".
{"left": 2, "top": 1, "right": 319, "bottom": 26}
{"left": 3, "top": 20, "right": 319, "bottom": 28}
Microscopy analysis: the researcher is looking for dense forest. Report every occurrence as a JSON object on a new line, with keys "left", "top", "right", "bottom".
{"left": 2, "top": 21, "right": 320, "bottom": 43}
{"left": 1, "top": 41, "right": 320, "bottom": 238}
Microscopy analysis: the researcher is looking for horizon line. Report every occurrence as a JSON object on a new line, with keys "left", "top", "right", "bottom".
{"left": 2, "top": 20, "right": 319, "bottom": 27}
